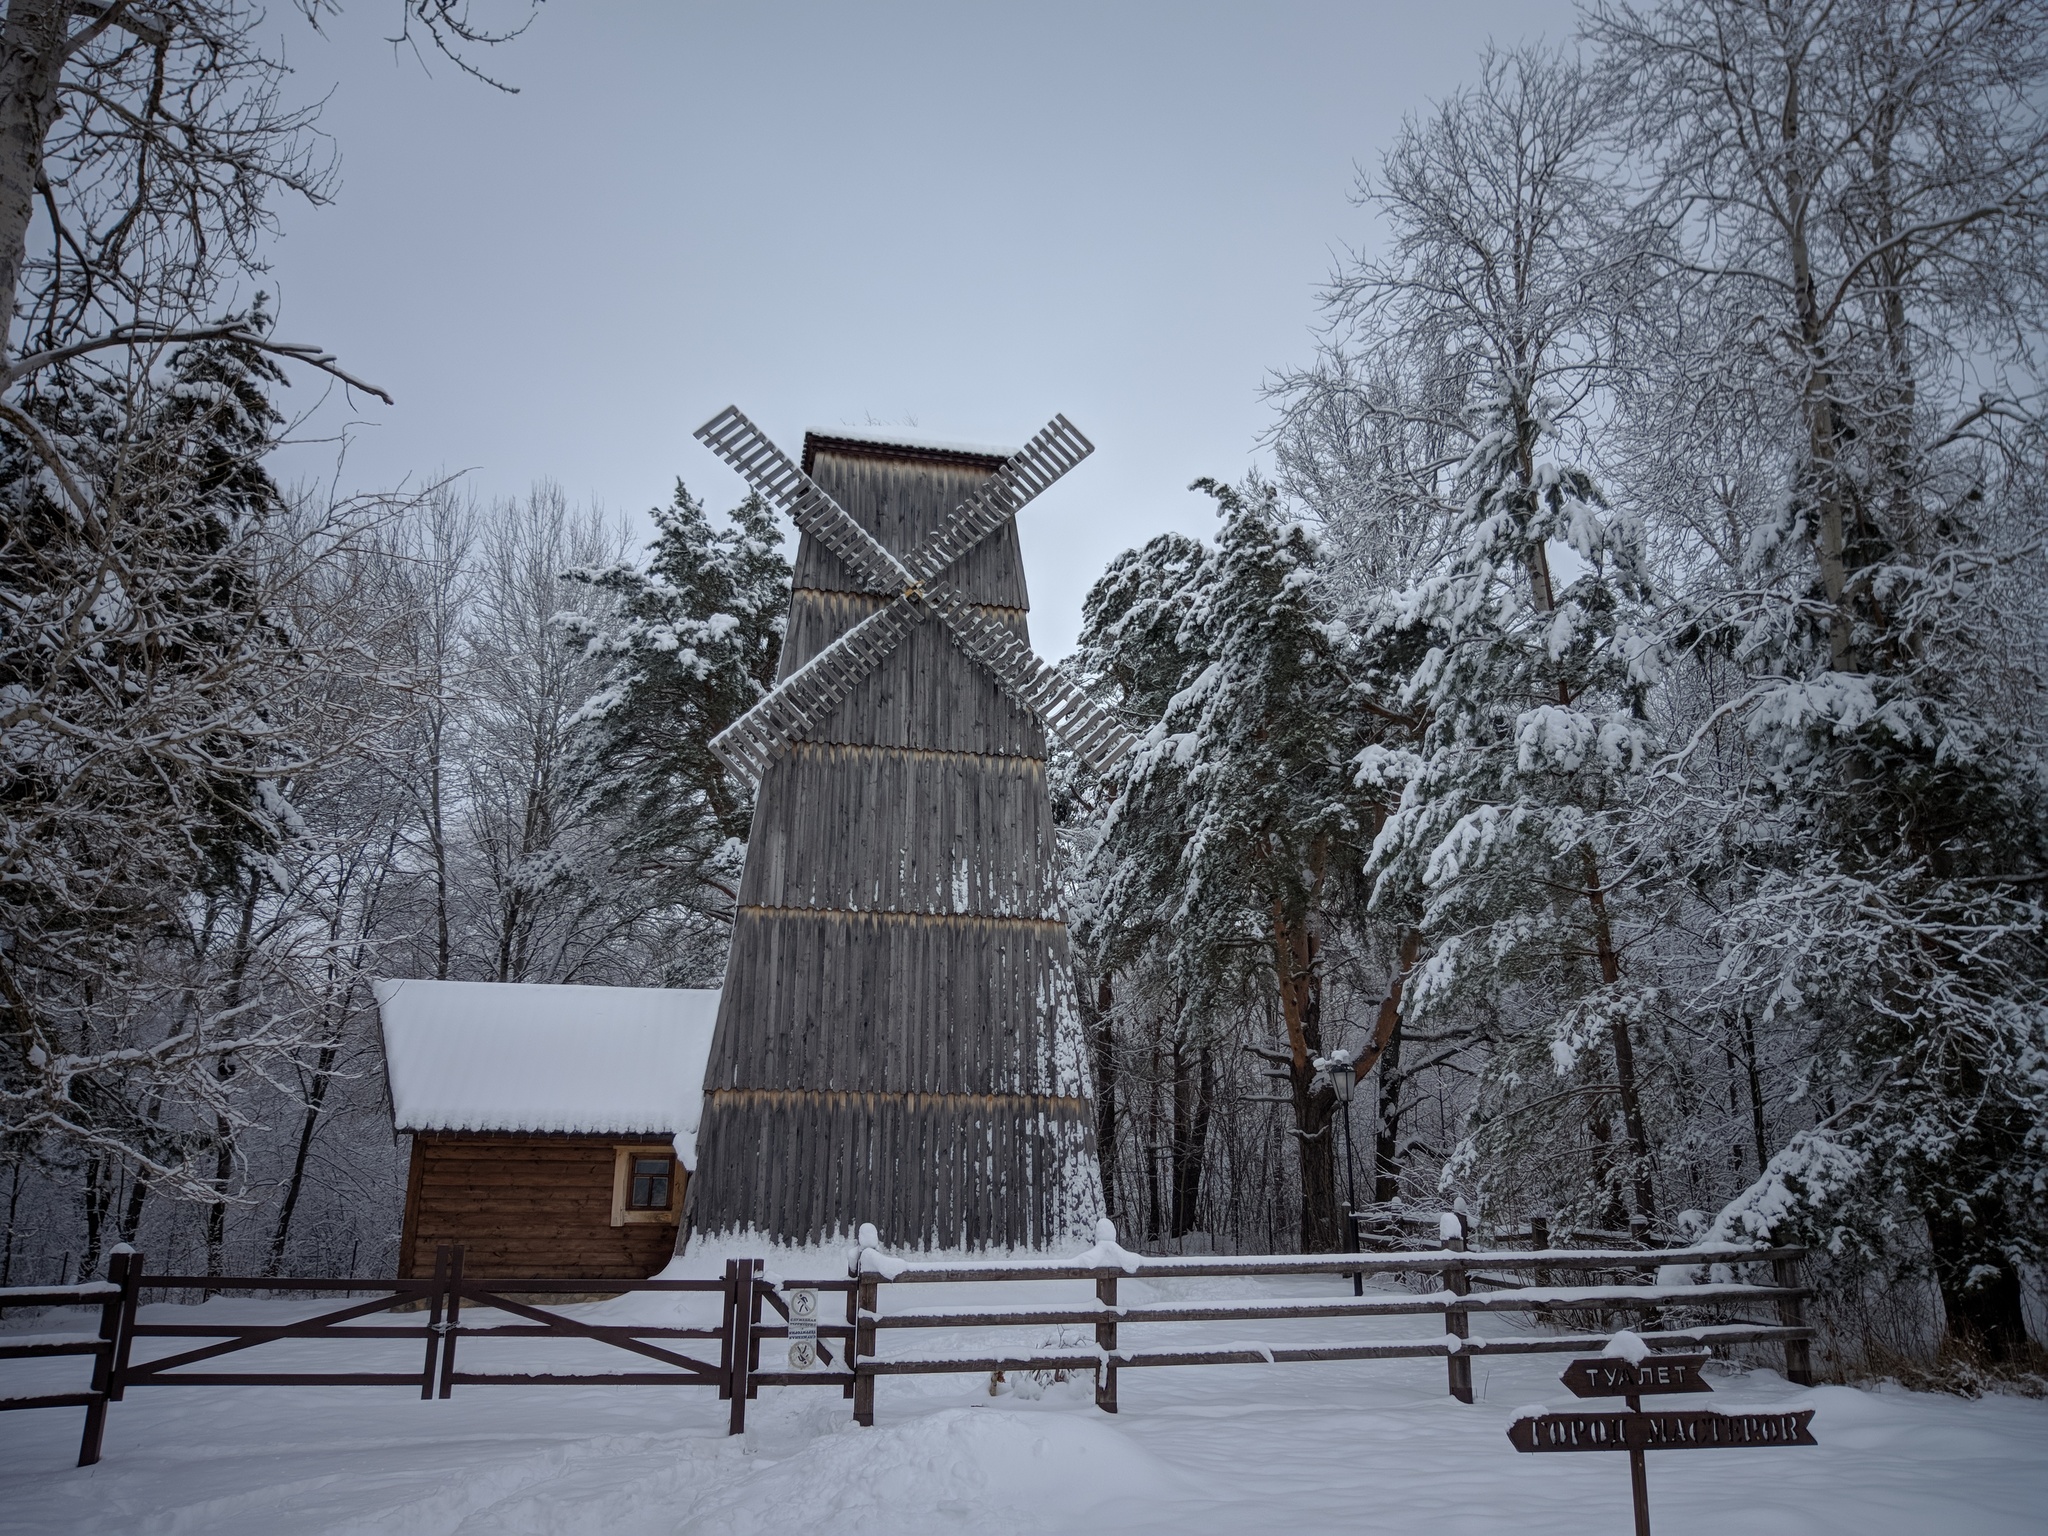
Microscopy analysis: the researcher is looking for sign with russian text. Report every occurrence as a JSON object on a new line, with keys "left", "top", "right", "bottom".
{"left": 1508, "top": 1343, "right": 1817, "bottom": 1536}
{"left": 1560, "top": 1352, "right": 1711, "bottom": 1399}
{"left": 1509, "top": 1407, "right": 1817, "bottom": 1453}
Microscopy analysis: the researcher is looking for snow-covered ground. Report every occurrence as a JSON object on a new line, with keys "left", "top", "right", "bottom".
{"left": 4, "top": 1270, "right": 2044, "bottom": 1535}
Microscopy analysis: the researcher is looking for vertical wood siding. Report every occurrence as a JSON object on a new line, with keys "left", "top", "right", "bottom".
{"left": 692, "top": 442, "right": 1102, "bottom": 1249}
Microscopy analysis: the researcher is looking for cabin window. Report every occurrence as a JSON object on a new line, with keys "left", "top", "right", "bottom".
{"left": 629, "top": 1156, "right": 672, "bottom": 1210}
{"left": 611, "top": 1144, "right": 682, "bottom": 1225}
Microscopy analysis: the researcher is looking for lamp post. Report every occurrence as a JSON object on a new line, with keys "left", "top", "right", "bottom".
{"left": 1318, "top": 1049, "right": 1362, "bottom": 1295}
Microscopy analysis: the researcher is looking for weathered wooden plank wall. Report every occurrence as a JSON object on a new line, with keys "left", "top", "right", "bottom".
{"left": 400, "top": 1133, "right": 679, "bottom": 1279}
{"left": 691, "top": 438, "right": 1103, "bottom": 1249}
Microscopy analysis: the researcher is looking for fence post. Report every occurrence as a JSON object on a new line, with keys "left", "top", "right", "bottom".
{"left": 842, "top": 1274, "right": 857, "bottom": 1401}
{"left": 420, "top": 1245, "right": 449, "bottom": 1400}
{"left": 436, "top": 1245, "right": 464, "bottom": 1399}
{"left": 853, "top": 1267, "right": 878, "bottom": 1428}
{"left": 1443, "top": 1224, "right": 1473, "bottom": 1404}
{"left": 1528, "top": 1214, "right": 1551, "bottom": 1324}
{"left": 727, "top": 1259, "right": 753, "bottom": 1434}
{"left": 77, "top": 1250, "right": 129, "bottom": 1466}
{"left": 1095, "top": 1268, "right": 1119, "bottom": 1414}
{"left": 718, "top": 1258, "right": 736, "bottom": 1403}
{"left": 107, "top": 1247, "right": 142, "bottom": 1403}
{"left": 1773, "top": 1253, "right": 1814, "bottom": 1387}
{"left": 745, "top": 1259, "right": 763, "bottom": 1401}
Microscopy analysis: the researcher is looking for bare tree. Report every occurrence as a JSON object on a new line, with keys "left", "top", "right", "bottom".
{"left": 461, "top": 483, "right": 629, "bottom": 984}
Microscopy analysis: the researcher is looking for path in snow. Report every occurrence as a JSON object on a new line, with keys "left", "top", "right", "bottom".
{"left": 3, "top": 1272, "right": 2043, "bottom": 1535}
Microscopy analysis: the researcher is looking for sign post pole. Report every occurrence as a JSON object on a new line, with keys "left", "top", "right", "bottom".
{"left": 1626, "top": 1392, "right": 1649, "bottom": 1536}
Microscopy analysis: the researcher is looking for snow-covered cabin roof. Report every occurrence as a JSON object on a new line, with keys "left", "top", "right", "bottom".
{"left": 374, "top": 979, "right": 719, "bottom": 1151}
{"left": 801, "top": 426, "right": 1017, "bottom": 474}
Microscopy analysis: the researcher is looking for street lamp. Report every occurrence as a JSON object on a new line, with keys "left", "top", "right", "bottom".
{"left": 1316, "top": 1049, "right": 1362, "bottom": 1295}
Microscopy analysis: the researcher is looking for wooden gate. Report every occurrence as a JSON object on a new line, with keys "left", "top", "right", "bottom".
{"left": 0, "top": 1245, "right": 764, "bottom": 1466}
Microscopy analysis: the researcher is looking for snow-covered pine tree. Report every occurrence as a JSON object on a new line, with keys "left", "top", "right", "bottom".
{"left": 1069, "top": 529, "right": 1213, "bottom": 1236}
{"left": 563, "top": 482, "right": 790, "bottom": 983}
{"left": 1369, "top": 398, "right": 1666, "bottom": 1230}
{"left": 1083, "top": 479, "right": 1380, "bottom": 1250}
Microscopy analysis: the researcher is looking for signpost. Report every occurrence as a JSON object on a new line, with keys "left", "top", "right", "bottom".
{"left": 1509, "top": 1342, "right": 1816, "bottom": 1535}
{"left": 785, "top": 1287, "right": 819, "bottom": 1371}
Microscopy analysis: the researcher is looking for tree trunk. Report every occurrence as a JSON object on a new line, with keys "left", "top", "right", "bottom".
{"left": 207, "top": 871, "right": 264, "bottom": 1280}
{"left": 1170, "top": 1041, "right": 1214, "bottom": 1238}
{"left": 79, "top": 1154, "right": 110, "bottom": 1281}
{"left": 428, "top": 710, "right": 453, "bottom": 979}
{"left": 268, "top": 1038, "right": 341, "bottom": 1273}
{"left": 1090, "top": 975, "right": 1117, "bottom": 1222}
{"left": 1, "top": 1151, "right": 25, "bottom": 1285}
{"left": 1582, "top": 845, "right": 1655, "bottom": 1221}
{"left": 0, "top": 0, "right": 71, "bottom": 353}
{"left": 1372, "top": 1025, "right": 1404, "bottom": 1205}
{"left": 1740, "top": 1014, "right": 1770, "bottom": 1177}
{"left": 1292, "top": 1065, "right": 1340, "bottom": 1252}
{"left": 1269, "top": 899, "right": 1340, "bottom": 1251}
{"left": 117, "top": 1165, "right": 148, "bottom": 1248}
{"left": 1925, "top": 1205, "right": 2032, "bottom": 1364}
{"left": 1144, "top": 1037, "right": 1164, "bottom": 1241}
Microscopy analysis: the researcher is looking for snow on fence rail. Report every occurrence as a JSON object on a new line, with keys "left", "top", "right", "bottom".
{"left": 0, "top": 1260, "right": 129, "bottom": 1466}
{"left": 0, "top": 1245, "right": 801, "bottom": 1465}
{"left": 828, "top": 1220, "right": 1815, "bottom": 1425}
{"left": 2, "top": 1228, "right": 1814, "bottom": 1464}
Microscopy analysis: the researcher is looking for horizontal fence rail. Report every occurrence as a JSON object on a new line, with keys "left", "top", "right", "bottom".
{"left": 0, "top": 1245, "right": 776, "bottom": 1465}
{"left": 811, "top": 1223, "right": 1814, "bottom": 1424}
{"left": 0, "top": 1258, "right": 132, "bottom": 1466}
{"left": 1, "top": 1231, "right": 1815, "bottom": 1463}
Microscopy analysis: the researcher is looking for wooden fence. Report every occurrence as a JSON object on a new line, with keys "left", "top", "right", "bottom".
{"left": 827, "top": 1228, "right": 1815, "bottom": 1425}
{"left": 0, "top": 1256, "right": 129, "bottom": 1467}
{"left": 1, "top": 1234, "right": 1813, "bottom": 1464}
{"left": 0, "top": 1245, "right": 755, "bottom": 1464}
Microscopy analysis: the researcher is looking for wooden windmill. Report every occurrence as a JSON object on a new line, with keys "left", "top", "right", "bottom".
{"left": 687, "top": 406, "right": 1129, "bottom": 1249}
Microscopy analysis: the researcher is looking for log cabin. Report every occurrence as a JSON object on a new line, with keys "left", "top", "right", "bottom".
{"left": 375, "top": 978, "right": 719, "bottom": 1279}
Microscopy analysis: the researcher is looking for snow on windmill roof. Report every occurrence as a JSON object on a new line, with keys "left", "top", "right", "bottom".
{"left": 374, "top": 979, "right": 719, "bottom": 1155}
{"left": 801, "top": 425, "right": 1019, "bottom": 474}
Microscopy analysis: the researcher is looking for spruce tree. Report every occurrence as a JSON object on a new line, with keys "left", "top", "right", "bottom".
{"left": 1082, "top": 480, "right": 1379, "bottom": 1249}
{"left": 564, "top": 482, "right": 790, "bottom": 982}
{"left": 1369, "top": 398, "right": 1667, "bottom": 1229}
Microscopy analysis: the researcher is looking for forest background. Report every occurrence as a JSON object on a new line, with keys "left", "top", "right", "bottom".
{"left": 3, "top": 0, "right": 2043, "bottom": 1383}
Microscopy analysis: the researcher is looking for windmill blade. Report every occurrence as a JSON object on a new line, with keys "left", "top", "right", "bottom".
{"left": 903, "top": 415, "right": 1093, "bottom": 585}
{"left": 928, "top": 587, "right": 1134, "bottom": 777}
{"left": 696, "top": 405, "right": 911, "bottom": 594}
{"left": 710, "top": 596, "right": 923, "bottom": 782}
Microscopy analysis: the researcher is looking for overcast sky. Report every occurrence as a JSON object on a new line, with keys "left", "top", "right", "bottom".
{"left": 266, "top": 0, "right": 1580, "bottom": 655}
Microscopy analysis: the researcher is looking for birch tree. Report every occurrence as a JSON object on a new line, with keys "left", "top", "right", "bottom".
{"left": 1594, "top": 0, "right": 2048, "bottom": 1359}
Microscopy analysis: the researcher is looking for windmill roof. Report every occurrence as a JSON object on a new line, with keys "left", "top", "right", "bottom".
{"left": 374, "top": 979, "right": 719, "bottom": 1152}
{"left": 802, "top": 426, "right": 1017, "bottom": 474}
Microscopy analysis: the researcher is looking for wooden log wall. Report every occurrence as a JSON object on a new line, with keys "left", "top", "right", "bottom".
{"left": 692, "top": 439, "right": 1103, "bottom": 1249}
{"left": 399, "top": 1133, "right": 679, "bottom": 1280}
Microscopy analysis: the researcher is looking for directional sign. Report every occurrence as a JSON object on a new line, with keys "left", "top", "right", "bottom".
{"left": 1561, "top": 1353, "right": 1711, "bottom": 1399}
{"left": 1510, "top": 1349, "right": 1816, "bottom": 1536}
{"left": 1508, "top": 1408, "right": 1818, "bottom": 1454}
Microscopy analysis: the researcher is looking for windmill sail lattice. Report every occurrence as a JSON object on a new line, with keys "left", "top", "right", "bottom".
{"left": 688, "top": 412, "right": 1124, "bottom": 1249}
